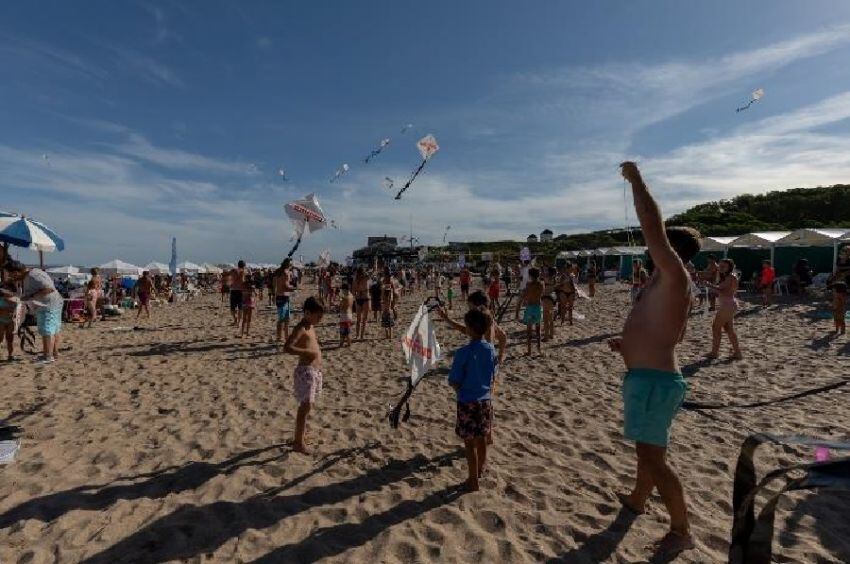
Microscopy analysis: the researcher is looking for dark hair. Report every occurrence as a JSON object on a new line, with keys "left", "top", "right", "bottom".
{"left": 529, "top": 267, "right": 540, "bottom": 279}
{"left": 341, "top": 283, "right": 349, "bottom": 291}
{"left": 719, "top": 258, "right": 736, "bottom": 275}
{"left": 237, "top": 260, "right": 246, "bottom": 268}
{"left": 762, "top": 260, "right": 771, "bottom": 266}
{"left": 91, "top": 267, "right": 99, "bottom": 275}
{"left": 707, "top": 254, "right": 717, "bottom": 261}
{"left": 665, "top": 226, "right": 702, "bottom": 263}
{"left": 833, "top": 281, "right": 848, "bottom": 294}
{"left": 304, "top": 296, "right": 325, "bottom": 314}
{"left": 468, "top": 290, "right": 488, "bottom": 307}
{"left": 3, "top": 260, "right": 26, "bottom": 273}
{"left": 464, "top": 308, "right": 491, "bottom": 337}
{"left": 281, "top": 258, "right": 292, "bottom": 269}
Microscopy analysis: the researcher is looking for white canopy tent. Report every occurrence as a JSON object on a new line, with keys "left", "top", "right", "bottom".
{"left": 201, "top": 263, "right": 223, "bottom": 274}
{"left": 775, "top": 228, "right": 850, "bottom": 273}
{"left": 176, "top": 261, "right": 202, "bottom": 273}
{"left": 46, "top": 265, "right": 80, "bottom": 275}
{"left": 143, "top": 261, "right": 170, "bottom": 274}
{"left": 728, "top": 231, "right": 793, "bottom": 265}
{"left": 699, "top": 236, "right": 740, "bottom": 257}
{"left": 98, "top": 259, "right": 144, "bottom": 276}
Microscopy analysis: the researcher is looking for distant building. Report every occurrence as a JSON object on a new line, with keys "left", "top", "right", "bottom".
{"left": 367, "top": 235, "right": 398, "bottom": 248}
{"left": 354, "top": 235, "right": 430, "bottom": 264}
{"left": 540, "top": 229, "right": 554, "bottom": 242}
{"left": 527, "top": 234, "right": 539, "bottom": 243}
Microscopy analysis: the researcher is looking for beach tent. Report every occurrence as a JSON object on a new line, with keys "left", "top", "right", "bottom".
{"left": 46, "top": 265, "right": 79, "bottom": 275}
{"left": 700, "top": 236, "right": 739, "bottom": 257}
{"left": 776, "top": 228, "right": 850, "bottom": 274}
{"left": 98, "top": 259, "right": 143, "bottom": 276}
{"left": 143, "top": 262, "right": 170, "bottom": 274}
{"left": 729, "top": 232, "right": 792, "bottom": 265}
{"left": 176, "top": 261, "right": 202, "bottom": 273}
{"left": 201, "top": 263, "right": 223, "bottom": 274}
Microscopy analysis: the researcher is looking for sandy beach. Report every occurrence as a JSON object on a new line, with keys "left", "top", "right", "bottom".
{"left": 2, "top": 284, "right": 848, "bottom": 563}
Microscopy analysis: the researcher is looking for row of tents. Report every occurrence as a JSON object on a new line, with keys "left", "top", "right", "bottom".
{"left": 46, "top": 260, "right": 279, "bottom": 277}
{"left": 557, "top": 228, "right": 850, "bottom": 280}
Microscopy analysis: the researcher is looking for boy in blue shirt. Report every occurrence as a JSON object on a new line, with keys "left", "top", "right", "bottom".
{"left": 448, "top": 308, "right": 497, "bottom": 491}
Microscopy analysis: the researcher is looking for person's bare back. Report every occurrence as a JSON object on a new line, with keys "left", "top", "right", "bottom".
{"left": 525, "top": 279, "right": 544, "bottom": 305}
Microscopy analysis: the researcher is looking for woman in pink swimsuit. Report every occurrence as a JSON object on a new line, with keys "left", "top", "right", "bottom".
{"left": 706, "top": 258, "right": 743, "bottom": 360}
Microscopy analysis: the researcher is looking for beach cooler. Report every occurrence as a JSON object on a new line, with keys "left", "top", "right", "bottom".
{"left": 120, "top": 297, "right": 136, "bottom": 309}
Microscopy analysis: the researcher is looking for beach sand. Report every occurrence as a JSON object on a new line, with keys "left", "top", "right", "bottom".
{"left": 2, "top": 284, "right": 849, "bottom": 563}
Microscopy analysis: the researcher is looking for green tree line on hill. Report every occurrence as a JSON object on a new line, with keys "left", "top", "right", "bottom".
{"left": 428, "top": 183, "right": 850, "bottom": 262}
{"left": 665, "top": 184, "right": 850, "bottom": 236}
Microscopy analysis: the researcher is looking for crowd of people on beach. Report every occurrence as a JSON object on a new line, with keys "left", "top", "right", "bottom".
{"left": 2, "top": 162, "right": 848, "bottom": 560}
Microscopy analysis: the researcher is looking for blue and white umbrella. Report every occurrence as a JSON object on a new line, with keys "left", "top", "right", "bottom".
{"left": 0, "top": 211, "right": 65, "bottom": 252}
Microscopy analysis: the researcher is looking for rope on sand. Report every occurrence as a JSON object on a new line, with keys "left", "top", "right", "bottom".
{"left": 682, "top": 379, "right": 850, "bottom": 411}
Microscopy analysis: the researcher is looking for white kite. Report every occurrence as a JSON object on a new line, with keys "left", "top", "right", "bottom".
{"left": 284, "top": 193, "right": 327, "bottom": 258}
{"left": 42, "top": 154, "right": 50, "bottom": 167}
{"left": 389, "top": 297, "right": 442, "bottom": 427}
{"left": 382, "top": 177, "right": 395, "bottom": 190}
{"left": 277, "top": 167, "right": 288, "bottom": 181}
{"left": 401, "top": 123, "right": 413, "bottom": 134}
{"left": 329, "top": 163, "right": 350, "bottom": 183}
{"left": 442, "top": 225, "right": 451, "bottom": 243}
{"left": 395, "top": 134, "right": 440, "bottom": 200}
{"left": 318, "top": 249, "right": 332, "bottom": 268}
{"left": 364, "top": 138, "right": 391, "bottom": 164}
{"left": 736, "top": 88, "right": 764, "bottom": 112}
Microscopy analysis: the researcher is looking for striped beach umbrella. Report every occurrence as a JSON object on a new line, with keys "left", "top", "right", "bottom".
{"left": 0, "top": 212, "right": 65, "bottom": 252}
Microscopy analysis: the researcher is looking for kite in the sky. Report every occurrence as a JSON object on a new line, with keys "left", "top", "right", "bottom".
{"left": 277, "top": 167, "right": 288, "bottom": 181}
{"left": 395, "top": 134, "right": 440, "bottom": 200}
{"left": 736, "top": 88, "right": 764, "bottom": 112}
{"left": 329, "top": 163, "right": 350, "bottom": 183}
{"left": 442, "top": 225, "right": 451, "bottom": 243}
{"left": 284, "top": 193, "right": 327, "bottom": 258}
{"left": 382, "top": 177, "right": 395, "bottom": 190}
{"left": 249, "top": 163, "right": 260, "bottom": 174}
{"left": 401, "top": 123, "right": 413, "bottom": 134}
{"left": 364, "top": 138, "right": 391, "bottom": 164}
{"left": 318, "top": 249, "right": 332, "bottom": 268}
{"left": 388, "top": 297, "right": 443, "bottom": 428}
{"left": 42, "top": 154, "right": 50, "bottom": 167}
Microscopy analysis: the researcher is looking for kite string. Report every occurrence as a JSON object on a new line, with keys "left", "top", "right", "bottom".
{"left": 395, "top": 159, "right": 427, "bottom": 200}
{"left": 623, "top": 179, "right": 635, "bottom": 247}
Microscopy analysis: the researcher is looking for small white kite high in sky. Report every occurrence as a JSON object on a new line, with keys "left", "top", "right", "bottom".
{"left": 329, "top": 163, "right": 350, "bottom": 183}
{"left": 736, "top": 88, "right": 764, "bottom": 112}
{"left": 395, "top": 134, "right": 440, "bottom": 200}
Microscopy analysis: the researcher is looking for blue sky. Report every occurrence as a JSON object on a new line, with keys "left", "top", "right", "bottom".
{"left": 3, "top": 1, "right": 850, "bottom": 266}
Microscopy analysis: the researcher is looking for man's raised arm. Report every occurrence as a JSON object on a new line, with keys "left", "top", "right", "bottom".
{"left": 620, "top": 162, "right": 682, "bottom": 274}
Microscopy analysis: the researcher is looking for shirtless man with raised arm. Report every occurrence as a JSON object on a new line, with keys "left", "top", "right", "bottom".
{"left": 608, "top": 162, "right": 700, "bottom": 559}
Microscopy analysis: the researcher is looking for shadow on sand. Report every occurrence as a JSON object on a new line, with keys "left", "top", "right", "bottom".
{"left": 80, "top": 448, "right": 463, "bottom": 564}
{"left": 0, "top": 443, "right": 300, "bottom": 529}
